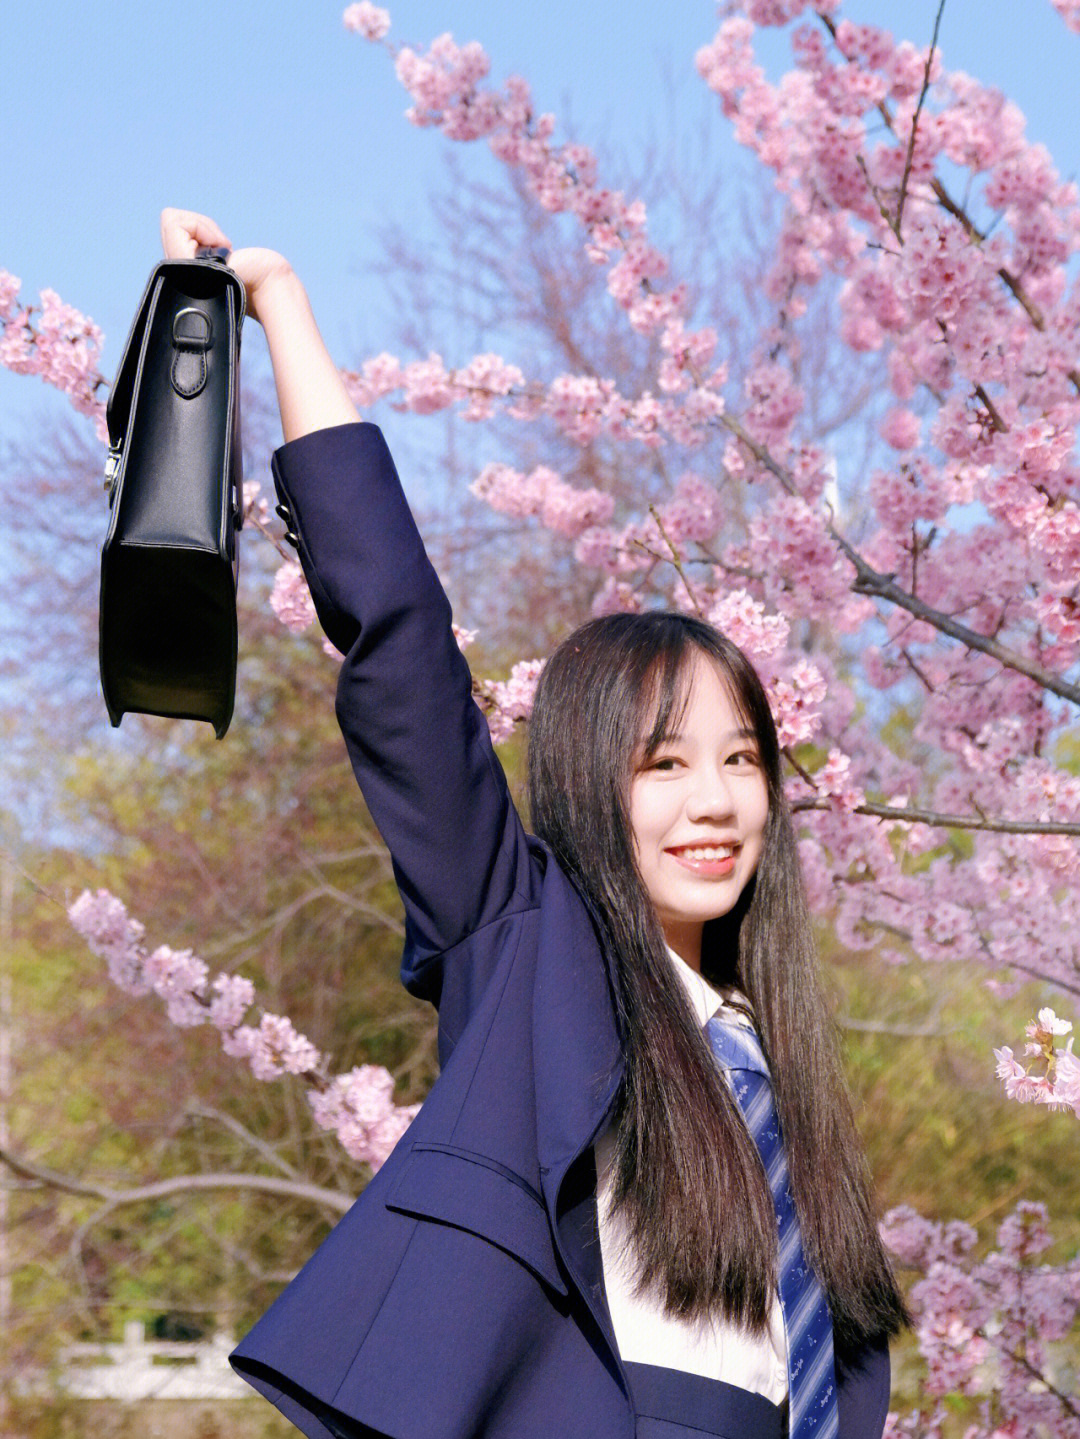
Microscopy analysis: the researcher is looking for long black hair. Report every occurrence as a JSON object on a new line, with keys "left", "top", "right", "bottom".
{"left": 527, "top": 611, "right": 908, "bottom": 1360}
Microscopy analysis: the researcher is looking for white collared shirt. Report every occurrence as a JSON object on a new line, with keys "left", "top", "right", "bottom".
{"left": 592, "top": 947, "right": 789, "bottom": 1400}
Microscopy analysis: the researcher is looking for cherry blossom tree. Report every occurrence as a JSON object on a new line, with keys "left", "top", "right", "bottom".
{"left": 4, "top": 1, "right": 1080, "bottom": 1429}
{"left": 326, "top": 1, "right": 1080, "bottom": 1021}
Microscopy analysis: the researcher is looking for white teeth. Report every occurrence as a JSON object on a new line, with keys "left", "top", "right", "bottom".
{"left": 676, "top": 845, "right": 736, "bottom": 860}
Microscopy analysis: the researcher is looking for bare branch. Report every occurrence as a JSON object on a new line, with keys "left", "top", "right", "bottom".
{"left": 836, "top": 1015, "right": 958, "bottom": 1038}
{"left": 0, "top": 1145, "right": 353, "bottom": 1215}
{"left": 998, "top": 961, "right": 1080, "bottom": 1000}
{"left": 184, "top": 1103, "right": 300, "bottom": 1179}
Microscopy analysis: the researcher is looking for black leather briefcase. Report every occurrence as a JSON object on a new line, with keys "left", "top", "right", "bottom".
{"left": 99, "top": 251, "right": 245, "bottom": 739}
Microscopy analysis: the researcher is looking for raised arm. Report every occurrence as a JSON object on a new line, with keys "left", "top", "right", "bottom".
{"left": 161, "top": 211, "right": 538, "bottom": 993}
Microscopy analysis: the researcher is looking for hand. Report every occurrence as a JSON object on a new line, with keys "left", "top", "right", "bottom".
{"left": 160, "top": 208, "right": 295, "bottom": 327}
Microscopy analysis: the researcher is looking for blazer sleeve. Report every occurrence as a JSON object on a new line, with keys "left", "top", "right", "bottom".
{"left": 270, "top": 422, "right": 537, "bottom": 996}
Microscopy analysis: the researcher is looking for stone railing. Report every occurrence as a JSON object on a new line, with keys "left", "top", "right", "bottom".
{"left": 49, "top": 1321, "right": 249, "bottom": 1400}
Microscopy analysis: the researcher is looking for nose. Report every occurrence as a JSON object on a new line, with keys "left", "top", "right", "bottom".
{"left": 684, "top": 765, "right": 737, "bottom": 824}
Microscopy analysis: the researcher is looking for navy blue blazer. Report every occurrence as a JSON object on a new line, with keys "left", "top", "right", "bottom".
{"left": 230, "top": 422, "right": 891, "bottom": 1439}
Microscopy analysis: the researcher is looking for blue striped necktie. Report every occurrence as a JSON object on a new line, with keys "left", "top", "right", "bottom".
{"left": 706, "top": 1015, "right": 839, "bottom": 1439}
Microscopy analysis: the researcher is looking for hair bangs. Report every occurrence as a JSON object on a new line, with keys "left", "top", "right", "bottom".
{"left": 637, "top": 637, "right": 760, "bottom": 770}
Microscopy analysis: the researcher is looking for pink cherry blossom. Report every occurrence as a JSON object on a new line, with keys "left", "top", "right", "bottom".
{"left": 342, "top": 351, "right": 403, "bottom": 407}
{"left": 1050, "top": 0, "right": 1080, "bottom": 33}
{"left": 144, "top": 946, "right": 210, "bottom": 1027}
{"left": 308, "top": 1065, "right": 417, "bottom": 1167}
{"left": 880, "top": 407, "right": 920, "bottom": 451}
{"left": 241, "top": 1014, "right": 320, "bottom": 1080}
{"left": 69, "top": 889, "right": 415, "bottom": 1170}
{"left": 707, "top": 590, "right": 790, "bottom": 661}
{"left": 208, "top": 973, "right": 255, "bottom": 1032}
{"left": 470, "top": 461, "right": 613, "bottom": 538}
{"left": 68, "top": 888, "right": 150, "bottom": 995}
{"left": 342, "top": 2, "right": 390, "bottom": 41}
{"left": 765, "top": 657, "right": 828, "bottom": 748}
{"left": 1032, "top": 1007, "right": 1072, "bottom": 1039}
{"left": 1051, "top": 1047, "right": 1080, "bottom": 1116}
{"left": 881, "top": 1201, "right": 1080, "bottom": 1431}
{"left": 479, "top": 658, "right": 546, "bottom": 743}
{"left": 365, "top": 1104, "right": 421, "bottom": 1167}
{"left": 270, "top": 560, "right": 317, "bottom": 634}
{"left": 0, "top": 274, "right": 107, "bottom": 438}
{"left": 816, "top": 748, "right": 865, "bottom": 812}
{"left": 993, "top": 1047, "right": 1046, "bottom": 1104}
{"left": 996, "top": 1009, "right": 1080, "bottom": 1117}
{"left": 400, "top": 353, "right": 456, "bottom": 413}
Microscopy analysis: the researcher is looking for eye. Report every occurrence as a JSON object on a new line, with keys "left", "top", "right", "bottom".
{"left": 645, "top": 754, "right": 681, "bottom": 772}
{"left": 725, "top": 748, "right": 761, "bottom": 768}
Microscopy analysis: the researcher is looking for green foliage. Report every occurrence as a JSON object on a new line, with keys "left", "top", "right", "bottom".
{"left": 834, "top": 951, "right": 1080, "bottom": 1249}
{"left": 6, "top": 596, "right": 441, "bottom": 1363}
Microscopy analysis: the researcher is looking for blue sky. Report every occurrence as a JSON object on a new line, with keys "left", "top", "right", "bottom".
{"left": 1, "top": 0, "right": 1077, "bottom": 443}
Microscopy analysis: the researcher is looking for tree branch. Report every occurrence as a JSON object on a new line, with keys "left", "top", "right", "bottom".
{"left": 647, "top": 504, "right": 706, "bottom": 617}
{"left": 184, "top": 1103, "right": 300, "bottom": 1179}
{"left": 0, "top": 1145, "right": 353, "bottom": 1215}
{"left": 790, "top": 796, "right": 1080, "bottom": 837}
{"left": 894, "top": 0, "right": 946, "bottom": 237}
{"left": 974, "top": 1324, "right": 1080, "bottom": 1421}
{"left": 718, "top": 411, "right": 1080, "bottom": 707}
{"left": 836, "top": 1015, "right": 957, "bottom": 1038}
{"left": 820, "top": 9, "right": 1080, "bottom": 395}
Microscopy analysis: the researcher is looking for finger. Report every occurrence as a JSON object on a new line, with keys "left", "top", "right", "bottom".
{"left": 160, "top": 208, "right": 232, "bottom": 259}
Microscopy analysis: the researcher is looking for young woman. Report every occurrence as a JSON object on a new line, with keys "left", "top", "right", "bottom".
{"left": 159, "top": 209, "right": 908, "bottom": 1439}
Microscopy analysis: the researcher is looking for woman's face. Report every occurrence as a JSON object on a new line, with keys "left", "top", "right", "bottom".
{"left": 628, "top": 650, "right": 769, "bottom": 971}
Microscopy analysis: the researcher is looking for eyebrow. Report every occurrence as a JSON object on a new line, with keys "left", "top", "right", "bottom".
{"left": 655, "top": 727, "right": 758, "bottom": 745}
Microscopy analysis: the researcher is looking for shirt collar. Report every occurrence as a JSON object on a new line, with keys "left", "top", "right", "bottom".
{"left": 664, "top": 945, "right": 753, "bottom": 1030}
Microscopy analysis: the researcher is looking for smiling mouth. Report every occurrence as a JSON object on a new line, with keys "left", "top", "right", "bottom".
{"left": 668, "top": 844, "right": 739, "bottom": 861}
{"left": 665, "top": 844, "right": 741, "bottom": 877}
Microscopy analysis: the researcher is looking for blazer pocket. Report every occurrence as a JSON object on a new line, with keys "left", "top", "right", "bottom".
{"left": 385, "top": 1142, "right": 568, "bottom": 1297}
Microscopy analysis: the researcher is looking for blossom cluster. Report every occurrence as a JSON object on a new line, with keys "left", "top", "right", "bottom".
{"left": 473, "top": 658, "right": 546, "bottom": 744}
{"left": 337, "top": 16, "right": 729, "bottom": 453}
{"left": 1051, "top": 0, "right": 1080, "bottom": 34}
{"left": 678, "top": 3, "right": 1080, "bottom": 1009}
{"left": 0, "top": 272, "right": 107, "bottom": 439}
{"left": 67, "top": 889, "right": 417, "bottom": 1170}
{"left": 342, "top": 2, "right": 389, "bottom": 41}
{"left": 269, "top": 559, "right": 318, "bottom": 634}
{"left": 881, "top": 1201, "right": 1080, "bottom": 1436}
{"left": 342, "top": 348, "right": 726, "bottom": 452}
{"left": 471, "top": 461, "right": 614, "bottom": 538}
{"left": 309, "top": 1065, "right": 419, "bottom": 1167}
{"left": 994, "top": 1008, "right": 1080, "bottom": 1118}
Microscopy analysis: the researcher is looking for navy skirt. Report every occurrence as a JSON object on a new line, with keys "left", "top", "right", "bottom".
{"left": 624, "top": 1362, "right": 786, "bottom": 1439}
